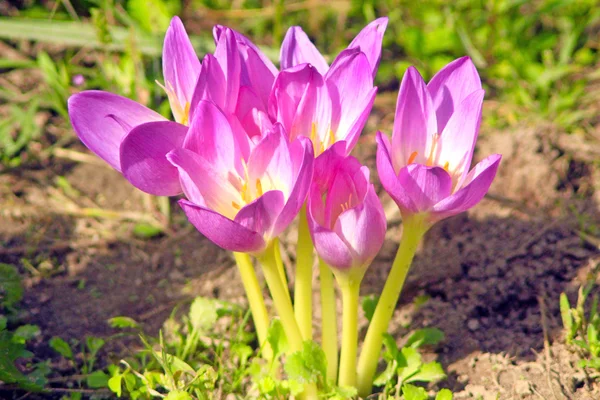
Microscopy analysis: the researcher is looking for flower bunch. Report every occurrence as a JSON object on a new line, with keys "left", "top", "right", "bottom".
{"left": 68, "top": 16, "right": 499, "bottom": 398}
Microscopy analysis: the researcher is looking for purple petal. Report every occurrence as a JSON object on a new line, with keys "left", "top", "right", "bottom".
{"left": 234, "top": 190, "right": 286, "bottom": 242}
{"left": 120, "top": 121, "right": 187, "bottom": 196}
{"left": 167, "top": 148, "right": 241, "bottom": 215}
{"left": 307, "top": 206, "right": 354, "bottom": 270}
{"left": 326, "top": 50, "right": 376, "bottom": 153}
{"left": 68, "top": 91, "right": 165, "bottom": 171}
{"left": 376, "top": 131, "right": 413, "bottom": 212}
{"left": 391, "top": 67, "right": 437, "bottom": 172}
{"left": 214, "top": 28, "right": 241, "bottom": 114}
{"left": 347, "top": 17, "right": 388, "bottom": 78}
{"left": 280, "top": 26, "right": 329, "bottom": 75}
{"left": 236, "top": 86, "right": 273, "bottom": 139}
{"left": 179, "top": 199, "right": 266, "bottom": 253}
{"left": 397, "top": 164, "right": 453, "bottom": 214}
{"left": 427, "top": 56, "right": 482, "bottom": 132}
{"left": 247, "top": 125, "right": 293, "bottom": 195}
{"left": 431, "top": 154, "right": 501, "bottom": 222}
{"left": 437, "top": 89, "right": 485, "bottom": 185}
{"left": 333, "top": 185, "right": 386, "bottom": 268}
{"left": 162, "top": 16, "right": 201, "bottom": 112}
{"left": 273, "top": 136, "right": 314, "bottom": 236}
{"left": 242, "top": 44, "right": 276, "bottom": 108}
{"left": 190, "top": 54, "right": 227, "bottom": 120}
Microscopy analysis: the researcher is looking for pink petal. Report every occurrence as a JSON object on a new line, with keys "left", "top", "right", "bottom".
{"left": 280, "top": 26, "right": 329, "bottom": 75}
{"left": 190, "top": 54, "right": 227, "bottom": 120}
{"left": 436, "top": 89, "right": 485, "bottom": 185}
{"left": 376, "top": 131, "right": 412, "bottom": 212}
{"left": 427, "top": 56, "right": 482, "bottom": 133}
{"left": 184, "top": 100, "right": 243, "bottom": 173}
{"left": 324, "top": 168, "right": 359, "bottom": 228}
{"left": 247, "top": 125, "right": 293, "bottom": 196}
{"left": 214, "top": 28, "right": 241, "bottom": 114}
{"left": 162, "top": 17, "right": 201, "bottom": 109}
{"left": 273, "top": 136, "right": 314, "bottom": 236}
{"left": 391, "top": 67, "right": 437, "bottom": 173}
{"left": 397, "top": 163, "right": 453, "bottom": 214}
{"left": 347, "top": 17, "right": 388, "bottom": 78}
{"left": 326, "top": 49, "right": 376, "bottom": 152}
{"left": 333, "top": 185, "right": 386, "bottom": 268}
{"left": 431, "top": 154, "right": 501, "bottom": 222}
{"left": 120, "top": 121, "right": 187, "bottom": 196}
{"left": 68, "top": 91, "right": 165, "bottom": 171}
{"left": 241, "top": 44, "right": 276, "bottom": 109}
{"left": 307, "top": 217, "right": 354, "bottom": 270}
{"left": 234, "top": 190, "right": 286, "bottom": 242}
{"left": 179, "top": 199, "right": 266, "bottom": 253}
{"left": 236, "top": 86, "right": 273, "bottom": 139}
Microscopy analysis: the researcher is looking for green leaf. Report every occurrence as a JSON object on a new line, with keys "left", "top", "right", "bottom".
{"left": 13, "top": 324, "right": 40, "bottom": 344}
{"left": 49, "top": 336, "right": 73, "bottom": 359}
{"left": 108, "top": 316, "right": 140, "bottom": 329}
{"left": 0, "top": 330, "right": 46, "bottom": 391}
{"left": 560, "top": 293, "right": 574, "bottom": 343}
{"left": 284, "top": 341, "right": 327, "bottom": 385}
{"left": 86, "top": 336, "right": 105, "bottom": 356}
{"left": 231, "top": 343, "right": 253, "bottom": 367}
{"left": 0, "top": 263, "right": 23, "bottom": 308}
{"left": 397, "top": 347, "right": 422, "bottom": 384}
{"left": 435, "top": 388, "right": 453, "bottom": 400}
{"left": 107, "top": 374, "right": 123, "bottom": 397}
{"left": 402, "top": 383, "right": 428, "bottom": 400}
{"left": 406, "top": 328, "right": 445, "bottom": 348}
{"left": 165, "top": 390, "right": 192, "bottom": 400}
{"left": 361, "top": 294, "right": 379, "bottom": 323}
{"left": 133, "top": 223, "right": 163, "bottom": 239}
{"left": 127, "top": 0, "right": 179, "bottom": 34}
{"left": 405, "top": 361, "right": 446, "bottom": 384}
{"left": 86, "top": 370, "right": 109, "bottom": 388}
{"left": 188, "top": 297, "right": 218, "bottom": 331}
{"left": 267, "top": 319, "right": 288, "bottom": 357}
{"left": 373, "top": 359, "right": 397, "bottom": 387}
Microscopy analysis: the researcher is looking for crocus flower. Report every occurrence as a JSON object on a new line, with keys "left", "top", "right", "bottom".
{"left": 377, "top": 57, "right": 501, "bottom": 226}
{"left": 68, "top": 16, "right": 200, "bottom": 196}
{"left": 168, "top": 100, "right": 314, "bottom": 254}
{"left": 307, "top": 142, "right": 386, "bottom": 271}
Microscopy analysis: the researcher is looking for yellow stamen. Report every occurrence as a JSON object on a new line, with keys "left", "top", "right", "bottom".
{"left": 232, "top": 201, "right": 241, "bottom": 210}
{"left": 443, "top": 161, "right": 450, "bottom": 172}
{"left": 180, "top": 102, "right": 191, "bottom": 126}
{"left": 407, "top": 151, "right": 418, "bottom": 165}
{"left": 255, "top": 179, "right": 264, "bottom": 197}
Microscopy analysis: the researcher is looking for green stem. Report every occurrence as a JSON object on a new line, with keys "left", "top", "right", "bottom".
{"left": 258, "top": 243, "right": 318, "bottom": 399}
{"left": 295, "top": 205, "right": 314, "bottom": 340}
{"left": 233, "top": 252, "right": 272, "bottom": 360}
{"left": 337, "top": 275, "right": 360, "bottom": 388}
{"left": 319, "top": 259, "right": 338, "bottom": 383}
{"left": 356, "top": 216, "right": 428, "bottom": 397}
{"left": 273, "top": 238, "right": 291, "bottom": 304}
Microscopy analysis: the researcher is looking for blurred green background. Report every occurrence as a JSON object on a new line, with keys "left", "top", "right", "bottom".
{"left": 0, "top": 0, "right": 599, "bottom": 167}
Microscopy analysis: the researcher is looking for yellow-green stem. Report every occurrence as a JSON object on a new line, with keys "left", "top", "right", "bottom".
{"left": 258, "top": 243, "right": 318, "bottom": 399}
{"left": 337, "top": 275, "right": 360, "bottom": 388}
{"left": 273, "top": 238, "right": 291, "bottom": 304}
{"left": 295, "top": 205, "right": 314, "bottom": 340}
{"left": 319, "top": 259, "right": 338, "bottom": 383}
{"left": 233, "top": 252, "right": 272, "bottom": 360}
{"left": 356, "top": 217, "right": 428, "bottom": 397}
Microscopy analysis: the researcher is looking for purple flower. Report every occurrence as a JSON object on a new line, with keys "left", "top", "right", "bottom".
{"left": 377, "top": 57, "right": 502, "bottom": 226}
{"left": 168, "top": 100, "right": 314, "bottom": 254}
{"left": 307, "top": 143, "right": 386, "bottom": 271}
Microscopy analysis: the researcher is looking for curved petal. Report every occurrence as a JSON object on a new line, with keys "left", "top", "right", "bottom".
{"left": 190, "top": 54, "right": 226, "bottom": 120}
{"left": 179, "top": 199, "right": 266, "bottom": 253}
{"left": 234, "top": 190, "right": 286, "bottom": 242}
{"left": 391, "top": 67, "right": 437, "bottom": 172}
{"left": 397, "top": 163, "right": 453, "bottom": 214}
{"left": 376, "top": 131, "right": 412, "bottom": 213}
{"left": 427, "top": 56, "right": 482, "bottom": 133}
{"left": 236, "top": 86, "right": 273, "bottom": 139}
{"left": 247, "top": 125, "right": 293, "bottom": 196}
{"left": 326, "top": 50, "right": 376, "bottom": 152}
{"left": 347, "top": 17, "right": 388, "bottom": 77}
{"left": 214, "top": 28, "right": 241, "bottom": 114}
{"left": 436, "top": 89, "right": 485, "bottom": 185}
{"left": 242, "top": 44, "right": 276, "bottom": 108}
{"left": 184, "top": 100, "right": 243, "bottom": 173}
{"left": 120, "top": 121, "right": 187, "bottom": 196}
{"left": 273, "top": 136, "right": 314, "bottom": 236}
{"left": 333, "top": 185, "right": 386, "bottom": 268}
{"left": 280, "top": 26, "right": 328, "bottom": 74}
{"left": 431, "top": 154, "right": 501, "bottom": 222}
{"left": 68, "top": 91, "right": 165, "bottom": 171}
{"left": 162, "top": 16, "right": 201, "bottom": 110}
{"left": 307, "top": 213, "right": 354, "bottom": 271}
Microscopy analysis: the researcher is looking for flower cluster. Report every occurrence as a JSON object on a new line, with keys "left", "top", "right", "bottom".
{"left": 68, "top": 16, "right": 500, "bottom": 397}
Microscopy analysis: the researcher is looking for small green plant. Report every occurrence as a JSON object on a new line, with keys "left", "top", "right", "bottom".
{"left": 560, "top": 278, "right": 600, "bottom": 371}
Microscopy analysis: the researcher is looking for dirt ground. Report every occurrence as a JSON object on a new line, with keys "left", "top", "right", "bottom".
{"left": 2, "top": 58, "right": 600, "bottom": 400}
